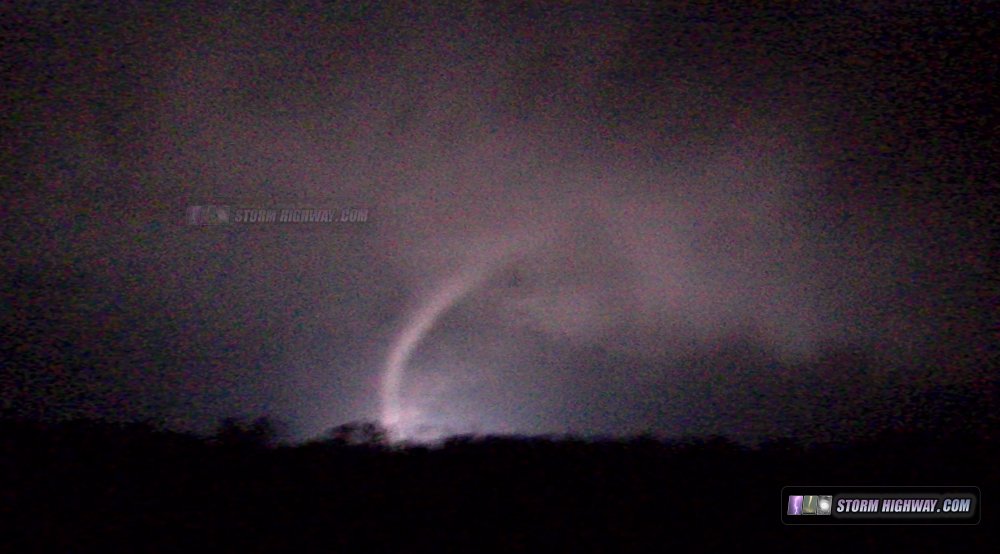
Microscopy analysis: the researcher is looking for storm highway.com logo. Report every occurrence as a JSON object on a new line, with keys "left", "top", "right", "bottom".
{"left": 787, "top": 495, "right": 832, "bottom": 515}
{"left": 781, "top": 487, "right": 979, "bottom": 525}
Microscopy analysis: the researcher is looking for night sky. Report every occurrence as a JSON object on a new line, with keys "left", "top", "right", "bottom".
{"left": 2, "top": 2, "right": 994, "bottom": 443}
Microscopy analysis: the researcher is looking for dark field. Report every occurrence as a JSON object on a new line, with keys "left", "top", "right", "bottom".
{"left": 2, "top": 415, "right": 994, "bottom": 551}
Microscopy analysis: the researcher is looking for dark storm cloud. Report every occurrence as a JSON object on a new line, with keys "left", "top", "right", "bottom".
{"left": 2, "top": 2, "right": 992, "bottom": 441}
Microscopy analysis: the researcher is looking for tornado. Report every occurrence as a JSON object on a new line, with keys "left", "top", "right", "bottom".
{"left": 379, "top": 230, "right": 553, "bottom": 441}
{"left": 379, "top": 267, "right": 490, "bottom": 440}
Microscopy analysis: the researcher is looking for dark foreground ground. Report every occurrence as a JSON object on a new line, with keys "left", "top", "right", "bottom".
{"left": 1, "top": 418, "right": 995, "bottom": 552}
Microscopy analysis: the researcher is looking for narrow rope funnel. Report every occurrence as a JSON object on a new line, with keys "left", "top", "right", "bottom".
{"left": 379, "top": 234, "right": 549, "bottom": 441}
{"left": 379, "top": 268, "right": 489, "bottom": 439}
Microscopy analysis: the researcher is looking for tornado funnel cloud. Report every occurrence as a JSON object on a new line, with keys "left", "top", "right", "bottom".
{"left": 379, "top": 232, "right": 550, "bottom": 440}
{"left": 380, "top": 265, "right": 495, "bottom": 439}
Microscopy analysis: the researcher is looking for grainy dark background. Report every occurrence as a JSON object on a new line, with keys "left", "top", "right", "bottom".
{"left": 2, "top": 0, "right": 995, "bottom": 444}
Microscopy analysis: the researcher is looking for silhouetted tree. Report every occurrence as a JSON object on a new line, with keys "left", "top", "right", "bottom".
{"left": 325, "top": 421, "right": 388, "bottom": 447}
{"left": 213, "top": 416, "right": 280, "bottom": 448}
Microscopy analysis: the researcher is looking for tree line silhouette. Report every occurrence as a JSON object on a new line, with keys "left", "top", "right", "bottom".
{"left": 1, "top": 400, "right": 995, "bottom": 551}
